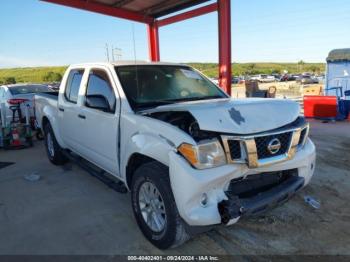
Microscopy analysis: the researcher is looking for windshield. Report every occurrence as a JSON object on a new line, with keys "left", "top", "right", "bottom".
{"left": 115, "top": 65, "right": 228, "bottom": 110}
{"left": 9, "top": 84, "right": 51, "bottom": 95}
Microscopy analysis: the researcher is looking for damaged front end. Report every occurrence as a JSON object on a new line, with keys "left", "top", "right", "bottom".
{"left": 145, "top": 109, "right": 309, "bottom": 170}
{"left": 144, "top": 111, "right": 228, "bottom": 169}
{"left": 218, "top": 169, "right": 304, "bottom": 224}
{"left": 143, "top": 105, "right": 314, "bottom": 227}
{"left": 143, "top": 111, "right": 219, "bottom": 142}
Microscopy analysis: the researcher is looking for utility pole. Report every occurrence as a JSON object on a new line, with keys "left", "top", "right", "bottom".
{"left": 105, "top": 43, "right": 110, "bottom": 62}
{"left": 113, "top": 47, "right": 122, "bottom": 60}
{"left": 111, "top": 45, "right": 115, "bottom": 61}
{"left": 105, "top": 44, "right": 122, "bottom": 61}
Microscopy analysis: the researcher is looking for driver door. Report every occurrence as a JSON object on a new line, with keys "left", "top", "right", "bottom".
{"left": 78, "top": 67, "right": 120, "bottom": 176}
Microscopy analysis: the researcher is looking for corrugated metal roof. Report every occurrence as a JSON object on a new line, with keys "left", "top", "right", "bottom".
{"left": 327, "top": 48, "right": 350, "bottom": 62}
{"left": 88, "top": 0, "right": 210, "bottom": 18}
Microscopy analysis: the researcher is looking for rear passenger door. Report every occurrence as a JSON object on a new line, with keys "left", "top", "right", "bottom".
{"left": 78, "top": 67, "right": 120, "bottom": 175}
{"left": 58, "top": 68, "right": 86, "bottom": 153}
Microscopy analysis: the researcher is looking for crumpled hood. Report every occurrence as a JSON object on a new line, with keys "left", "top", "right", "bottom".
{"left": 142, "top": 98, "right": 300, "bottom": 134}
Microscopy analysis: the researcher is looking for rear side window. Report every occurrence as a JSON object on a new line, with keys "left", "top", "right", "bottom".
{"left": 85, "top": 69, "right": 116, "bottom": 113}
{"left": 65, "top": 69, "right": 84, "bottom": 103}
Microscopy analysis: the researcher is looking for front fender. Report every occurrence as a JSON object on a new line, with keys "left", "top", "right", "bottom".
{"left": 121, "top": 132, "right": 176, "bottom": 180}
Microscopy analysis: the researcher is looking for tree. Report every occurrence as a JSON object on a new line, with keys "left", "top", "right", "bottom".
{"left": 298, "top": 60, "right": 305, "bottom": 72}
{"left": 309, "top": 65, "right": 320, "bottom": 74}
{"left": 4, "top": 77, "right": 16, "bottom": 84}
{"left": 245, "top": 63, "right": 257, "bottom": 75}
{"left": 43, "top": 72, "right": 62, "bottom": 82}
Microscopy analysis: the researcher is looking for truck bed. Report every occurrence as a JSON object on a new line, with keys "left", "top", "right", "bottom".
{"left": 34, "top": 92, "right": 59, "bottom": 129}
{"left": 36, "top": 91, "right": 59, "bottom": 100}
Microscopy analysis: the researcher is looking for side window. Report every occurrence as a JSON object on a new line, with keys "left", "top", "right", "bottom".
{"left": 85, "top": 70, "right": 116, "bottom": 113}
{"left": 65, "top": 69, "right": 84, "bottom": 103}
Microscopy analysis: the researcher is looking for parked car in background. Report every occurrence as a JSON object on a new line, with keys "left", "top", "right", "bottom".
{"left": 231, "top": 76, "right": 242, "bottom": 84}
{"left": 297, "top": 75, "right": 319, "bottom": 84}
{"left": 0, "top": 84, "right": 54, "bottom": 127}
{"left": 271, "top": 73, "right": 281, "bottom": 81}
{"left": 316, "top": 74, "right": 325, "bottom": 84}
{"left": 280, "top": 74, "right": 288, "bottom": 81}
{"left": 280, "top": 74, "right": 297, "bottom": 82}
{"left": 250, "top": 74, "right": 276, "bottom": 83}
{"left": 47, "top": 82, "right": 61, "bottom": 91}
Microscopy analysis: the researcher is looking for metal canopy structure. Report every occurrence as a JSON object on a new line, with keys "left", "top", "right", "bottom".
{"left": 42, "top": 0, "right": 232, "bottom": 95}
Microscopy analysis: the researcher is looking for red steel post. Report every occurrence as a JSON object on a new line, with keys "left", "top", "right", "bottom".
{"left": 218, "top": 0, "right": 232, "bottom": 95}
{"left": 147, "top": 22, "right": 160, "bottom": 61}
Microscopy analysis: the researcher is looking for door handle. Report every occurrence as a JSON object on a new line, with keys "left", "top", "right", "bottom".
{"left": 78, "top": 114, "right": 86, "bottom": 119}
{"left": 59, "top": 108, "right": 64, "bottom": 112}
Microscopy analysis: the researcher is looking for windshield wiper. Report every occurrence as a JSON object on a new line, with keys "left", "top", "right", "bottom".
{"left": 134, "top": 95, "right": 226, "bottom": 111}
{"left": 134, "top": 100, "right": 177, "bottom": 111}
{"left": 170, "top": 95, "right": 226, "bottom": 102}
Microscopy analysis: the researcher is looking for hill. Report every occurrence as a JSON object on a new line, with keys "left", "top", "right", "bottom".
{"left": 188, "top": 62, "right": 325, "bottom": 77}
{"left": 0, "top": 66, "right": 67, "bottom": 84}
{"left": 0, "top": 63, "right": 325, "bottom": 84}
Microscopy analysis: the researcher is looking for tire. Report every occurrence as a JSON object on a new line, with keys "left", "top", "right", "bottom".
{"left": 44, "top": 123, "right": 68, "bottom": 165}
{"left": 131, "top": 161, "right": 190, "bottom": 249}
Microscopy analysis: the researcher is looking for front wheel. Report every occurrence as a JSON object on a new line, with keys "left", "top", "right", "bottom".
{"left": 131, "top": 162, "right": 190, "bottom": 249}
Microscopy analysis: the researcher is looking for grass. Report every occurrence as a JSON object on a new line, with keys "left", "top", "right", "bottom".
{"left": 0, "top": 63, "right": 326, "bottom": 84}
{"left": 188, "top": 62, "right": 326, "bottom": 78}
{"left": 0, "top": 66, "right": 67, "bottom": 84}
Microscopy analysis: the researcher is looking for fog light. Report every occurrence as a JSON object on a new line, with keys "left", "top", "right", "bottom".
{"left": 200, "top": 193, "right": 208, "bottom": 207}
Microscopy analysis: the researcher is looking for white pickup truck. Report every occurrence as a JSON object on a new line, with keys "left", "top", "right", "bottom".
{"left": 35, "top": 62, "right": 316, "bottom": 249}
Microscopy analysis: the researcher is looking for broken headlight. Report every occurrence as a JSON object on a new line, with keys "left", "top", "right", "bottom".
{"left": 178, "top": 139, "right": 227, "bottom": 169}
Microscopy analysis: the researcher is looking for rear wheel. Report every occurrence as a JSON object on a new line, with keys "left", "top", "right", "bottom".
{"left": 131, "top": 161, "right": 190, "bottom": 249}
{"left": 36, "top": 129, "right": 44, "bottom": 140}
{"left": 44, "top": 123, "right": 68, "bottom": 165}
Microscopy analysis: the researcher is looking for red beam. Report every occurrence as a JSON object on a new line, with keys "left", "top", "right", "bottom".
{"left": 156, "top": 3, "right": 218, "bottom": 27}
{"left": 147, "top": 23, "right": 160, "bottom": 61}
{"left": 218, "top": 0, "right": 231, "bottom": 95}
{"left": 42, "top": 0, "right": 153, "bottom": 24}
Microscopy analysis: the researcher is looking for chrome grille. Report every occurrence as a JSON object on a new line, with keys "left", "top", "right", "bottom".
{"left": 255, "top": 132, "right": 293, "bottom": 159}
{"left": 227, "top": 140, "right": 242, "bottom": 159}
{"left": 221, "top": 124, "right": 307, "bottom": 168}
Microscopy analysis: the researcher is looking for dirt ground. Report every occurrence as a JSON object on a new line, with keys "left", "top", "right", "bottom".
{"left": 0, "top": 120, "right": 349, "bottom": 255}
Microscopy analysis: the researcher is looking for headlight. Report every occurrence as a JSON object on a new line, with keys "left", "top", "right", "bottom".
{"left": 178, "top": 139, "right": 227, "bottom": 169}
{"left": 298, "top": 123, "right": 310, "bottom": 148}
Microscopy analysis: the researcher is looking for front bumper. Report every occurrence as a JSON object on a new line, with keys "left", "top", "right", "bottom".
{"left": 169, "top": 138, "right": 316, "bottom": 227}
{"left": 218, "top": 174, "right": 304, "bottom": 224}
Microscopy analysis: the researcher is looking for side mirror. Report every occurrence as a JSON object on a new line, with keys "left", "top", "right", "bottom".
{"left": 86, "top": 94, "right": 110, "bottom": 112}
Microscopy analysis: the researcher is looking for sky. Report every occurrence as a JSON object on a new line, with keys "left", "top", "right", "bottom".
{"left": 1, "top": 0, "right": 350, "bottom": 68}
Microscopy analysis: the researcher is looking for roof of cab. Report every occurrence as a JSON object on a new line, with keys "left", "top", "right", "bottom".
{"left": 70, "top": 61, "right": 188, "bottom": 68}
